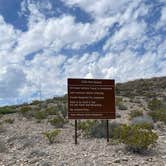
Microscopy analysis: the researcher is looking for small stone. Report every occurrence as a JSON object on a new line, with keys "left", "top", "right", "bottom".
{"left": 114, "top": 159, "right": 121, "bottom": 163}
{"left": 161, "top": 155, "right": 166, "bottom": 159}
{"left": 146, "top": 157, "right": 153, "bottom": 162}
{"left": 122, "top": 158, "right": 128, "bottom": 162}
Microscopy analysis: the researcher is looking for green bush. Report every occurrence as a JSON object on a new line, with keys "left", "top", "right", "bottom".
{"left": 4, "top": 118, "right": 15, "bottom": 124}
{"left": 33, "top": 111, "right": 47, "bottom": 120}
{"left": 56, "top": 104, "right": 67, "bottom": 118}
{"left": 78, "top": 120, "right": 97, "bottom": 137}
{"left": 31, "top": 100, "right": 41, "bottom": 105}
{"left": 118, "top": 102, "right": 127, "bottom": 110}
{"left": 43, "top": 129, "right": 60, "bottom": 144}
{"left": 45, "top": 107, "right": 57, "bottom": 115}
{"left": 49, "top": 116, "right": 66, "bottom": 128}
{"left": 148, "top": 98, "right": 162, "bottom": 111}
{"left": 114, "top": 124, "right": 158, "bottom": 153}
{"left": 116, "top": 97, "right": 123, "bottom": 105}
{"left": 129, "top": 110, "right": 143, "bottom": 119}
{"left": 131, "top": 116, "right": 154, "bottom": 130}
{"left": 0, "top": 107, "right": 17, "bottom": 115}
{"left": 20, "top": 106, "right": 31, "bottom": 114}
{"left": 78, "top": 120, "right": 122, "bottom": 139}
{"left": 148, "top": 109, "right": 166, "bottom": 124}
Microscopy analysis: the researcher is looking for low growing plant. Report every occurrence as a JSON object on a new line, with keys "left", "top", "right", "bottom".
{"left": 118, "top": 102, "right": 127, "bottom": 110}
{"left": 43, "top": 129, "right": 60, "bottom": 144}
{"left": 33, "top": 111, "right": 47, "bottom": 121}
{"left": 114, "top": 124, "right": 158, "bottom": 153}
{"left": 4, "top": 118, "right": 15, "bottom": 124}
{"left": 79, "top": 121, "right": 122, "bottom": 139}
{"left": 0, "top": 107, "right": 17, "bottom": 115}
{"left": 148, "top": 109, "right": 166, "bottom": 124}
{"left": 78, "top": 120, "right": 97, "bottom": 137}
{"left": 49, "top": 116, "right": 66, "bottom": 128}
{"left": 148, "top": 98, "right": 162, "bottom": 111}
{"left": 20, "top": 106, "right": 31, "bottom": 114}
{"left": 131, "top": 116, "right": 154, "bottom": 130}
{"left": 129, "top": 110, "right": 143, "bottom": 119}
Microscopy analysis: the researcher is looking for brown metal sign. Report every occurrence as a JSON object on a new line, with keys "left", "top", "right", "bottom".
{"left": 68, "top": 78, "right": 115, "bottom": 119}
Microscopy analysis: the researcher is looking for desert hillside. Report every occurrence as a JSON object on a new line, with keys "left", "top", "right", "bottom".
{"left": 0, "top": 77, "right": 166, "bottom": 166}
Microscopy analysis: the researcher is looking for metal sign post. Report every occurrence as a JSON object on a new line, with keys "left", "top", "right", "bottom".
{"left": 75, "top": 120, "right": 77, "bottom": 145}
{"left": 68, "top": 78, "right": 115, "bottom": 144}
{"left": 106, "top": 120, "right": 109, "bottom": 142}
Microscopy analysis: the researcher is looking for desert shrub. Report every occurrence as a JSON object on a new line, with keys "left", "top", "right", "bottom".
{"left": 116, "top": 97, "right": 123, "bottom": 105}
{"left": 131, "top": 116, "right": 154, "bottom": 130}
{"left": 114, "top": 124, "right": 158, "bottom": 153}
{"left": 49, "top": 116, "right": 66, "bottom": 128}
{"left": 118, "top": 102, "right": 127, "bottom": 110}
{"left": 60, "top": 104, "right": 67, "bottom": 118}
{"left": 148, "top": 109, "right": 166, "bottom": 124}
{"left": 0, "top": 107, "right": 16, "bottom": 115}
{"left": 4, "top": 118, "right": 15, "bottom": 124}
{"left": 43, "top": 129, "right": 60, "bottom": 144}
{"left": 31, "top": 100, "right": 41, "bottom": 105}
{"left": 156, "top": 121, "right": 165, "bottom": 130}
{"left": 45, "top": 107, "right": 57, "bottom": 115}
{"left": 33, "top": 111, "right": 47, "bottom": 120}
{"left": 56, "top": 104, "right": 67, "bottom": 118}
{"left": 129, "top": 110, "right": 143, "bottom": 119}
{"left": 148, "top": 98, "right": 162, "bottom": 111}
{"left": 78, "top": 120, "right": 97, "bottom": 136}
{"left": 89, "top": 121, "right": 121, "bottom": 138}
{"left": 20, "top": 106, "right": 31, "bottom": 114}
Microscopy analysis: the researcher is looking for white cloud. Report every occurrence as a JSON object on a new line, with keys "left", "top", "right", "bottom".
{"left": 156, "top": 6, "right": 166, "bottom": 29}
{"left": 15, "top": 14, "right": 115, "bottom": 57}
{"left": 0, "top": 67, "right": 27, "bottom": 98}
{"left": 0, "top": 16, "right": 20, "bottom": 52}
{"left": 103, "top": 21, "right": 147, "bottom": 51}
{"left": 63, "top": 0, "right": 134, "bottom": 18}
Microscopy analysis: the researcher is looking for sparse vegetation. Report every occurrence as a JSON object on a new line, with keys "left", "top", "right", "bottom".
{"left": 78, "top": 120, "right": 97, "bottom": 137}
{"left": 0, "top": 107, "right": 17, "bottom": 115}
{"left": 78, "top": 120, "right": 122, "bottom": 139}
{"left": 118, "top": 102, "right": 127, "bottom": 110}
{"left": 148, "top": 109, "right": 166, "bottom": 124}
{"left": 148, "top": 98, "right": 162, "bottom": 111}
{"left": 116, "top": 97, "right": 123, "bottom": 105}
{"left": 20, "top": 106, "right": 31, "bottom": 114}
{"left": 129, "top": 110, "right": 143, "bottom": 119}
{"left": 131, "top": 116, "right": 154, "bottom": 130}
{"left": 43, "top": 129, "right": 60, "bottom": 144}
{"left": 33, "top": 111, "right": 47, "bottom": 121}
{"left": 49, "top": 116, "right": 66, "bottom": 128}
{"left": 31, "top": 100, "right": 41, "bottom": 105}
{"left": 4, "top": 118, "right": 15, "bottom": 124}
{"left": 45, "top": 107, "right": 57, "bottom": 115}
{"left": 114, "top": 124, "right": 158, "bottom": 153}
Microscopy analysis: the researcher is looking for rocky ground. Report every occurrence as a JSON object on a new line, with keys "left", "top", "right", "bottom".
{"left": 0, "top": 103, "right": 166, "bottom": 166}
{"left": 0, "top": 77, "right": 166, "bottom": 166}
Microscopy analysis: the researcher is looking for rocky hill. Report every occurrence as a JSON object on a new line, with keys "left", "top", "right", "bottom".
{"left": 116, "top": 76, "right": 166, "bottom": 98}
{"left": 0, "top": 77, "right": 166, "bottom": 166}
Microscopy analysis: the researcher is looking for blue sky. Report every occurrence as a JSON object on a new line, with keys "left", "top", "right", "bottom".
{"left": 0, "top": 0, "right": 166, "bottom": 106}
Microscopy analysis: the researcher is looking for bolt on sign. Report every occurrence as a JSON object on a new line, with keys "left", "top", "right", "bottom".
{"left": 68, "top": 78, "right": 116, "bottom": 119}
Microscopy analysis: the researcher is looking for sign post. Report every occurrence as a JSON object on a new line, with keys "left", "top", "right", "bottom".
{"left": 68, "top": 78, "right": 115, "bottom": 144}
{"left": 75, "top": 120, "right": 77, "bottom": 144}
